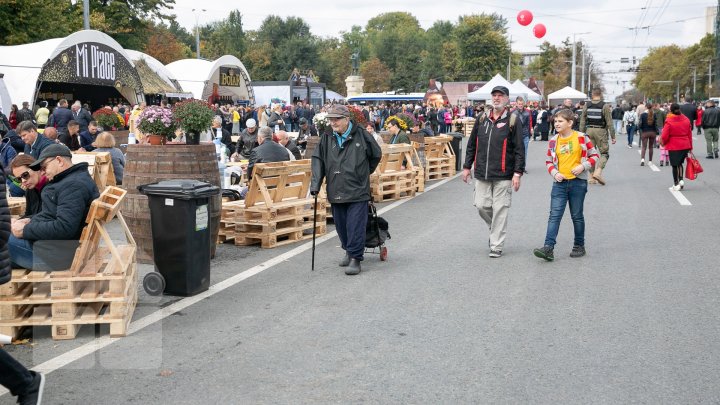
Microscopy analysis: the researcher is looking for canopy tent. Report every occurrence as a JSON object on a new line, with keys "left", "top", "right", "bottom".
{"left": 166, "top": 56, "right": 254, "bottom": 105}
{"left": 467, "top": 74, "right": 527, "bottom": 101}
{"left": 512, "top": 79, "right": 543, "bottom": 102}
{"left": 326, "top": 89, "right": 345, "bottom": 102}
{"left": 0, "top": 75, "right": 12, "bottom": 115}
{"left": 0, "top": 30, "right": 144, "bottom": 110}
{"left": 124, "top": 50, "right": 189, "bottom": 98}
{"left": 547, "top": 86, "right": 588, "bottom": 106}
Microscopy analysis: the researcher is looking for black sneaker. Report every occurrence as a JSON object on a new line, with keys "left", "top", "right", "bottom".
{"left": 706, "top": 154, "right": 714, "bottom": 159}
{"left": 345, "top": 259, "right": 361, "bottom": 275}
{"left": 533, "top": 246, "right": 554, "bottom": 261}
{"left": 715, "top": 150, "right": 719, "bottom": 158}
{"left": 339, "top": 253, "right": 350, "bottom": 267}
{"left": 18, "top": 371, "right": 44, "bottom": 405}
{"left": 570, "top": 245, "right": 586, "bottom": 258}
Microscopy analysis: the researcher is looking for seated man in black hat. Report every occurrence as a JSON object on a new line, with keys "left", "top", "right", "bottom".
{"left": 9, "top": 144, "right": 99, "bottom": 271}
{"left": 296, "top": 117, "right": 318, "bottom": 151}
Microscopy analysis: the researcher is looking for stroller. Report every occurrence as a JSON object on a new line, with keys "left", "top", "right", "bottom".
{"left": 365, "top": 201, "right": 390, "bottom": 261}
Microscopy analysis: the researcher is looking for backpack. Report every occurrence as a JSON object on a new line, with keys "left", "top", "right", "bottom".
{"left": 626, "top": 112, "right": 636, "bottom": 124}
{"left": 0, "top": 138, "right": 17, "bottom": 175}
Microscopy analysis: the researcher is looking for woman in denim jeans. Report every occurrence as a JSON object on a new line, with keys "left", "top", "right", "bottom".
{"left": 534, "top": 109, "right": 600, "bottom": 262}
{"left": 624, "top": 107, "right": 638, "bottom": 148}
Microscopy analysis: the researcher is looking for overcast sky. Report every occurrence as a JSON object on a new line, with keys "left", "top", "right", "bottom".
{"left": 170, "top": 0, "right": 717, "bottom": 99}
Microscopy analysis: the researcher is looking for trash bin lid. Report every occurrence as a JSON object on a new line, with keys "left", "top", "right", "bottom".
{"left": 138, "top": 179, "right": 220, "bottom": 199}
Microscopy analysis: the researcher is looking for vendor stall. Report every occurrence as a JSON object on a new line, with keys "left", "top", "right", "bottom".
{"left": 166, "top": 55, "right": 254, "bottom": 105}
{"left": 0, "top": 30, "right": 144, "bottom": 109}
{"left": 125, "top": 50, "right": 192, "bottom": 105}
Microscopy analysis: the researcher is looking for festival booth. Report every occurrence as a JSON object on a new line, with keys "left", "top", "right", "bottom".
{"left": 512, "top": 79, "right": 543, "bottom": 102}
{"left": 0, "top": 30, "right": 144, "bottom": 109}
{"left": 166, "top": 55, "right": 254, "bottom": 105}
{"left": 125, "top": 50, "right": 192, "bottom": 105}
{"left": 467, "top": 74, "right": 527, "bottom": 101}
{"left": 547, "top": 86, "right": 588, "bottom": 106}
{"left": 252, "top": 69, "right": 327, "bottom": 107}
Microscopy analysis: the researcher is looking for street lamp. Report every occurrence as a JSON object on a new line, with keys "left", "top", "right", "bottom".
{"left": 192, "top": 8, "right": 206, "bottom": 59}
{"left": 571, "top": 32, "right": 590, "bottom": 90}
{"left": 653, "top": 80, "right": 680, "bottom": 103}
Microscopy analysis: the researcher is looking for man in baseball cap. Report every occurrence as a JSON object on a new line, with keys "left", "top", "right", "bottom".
{"left": 235, "top": 118, "right": 259, "bottom": 159}
{"left": 491, "top": 85, "right": 510, "bottom": 96}
{"left": 10, "top": 143, "right": 99, "bottom": 271}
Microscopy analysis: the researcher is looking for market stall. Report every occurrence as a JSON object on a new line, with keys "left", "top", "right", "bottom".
{"left": 166, "top": 55, "right": 254, "bottom": 105}
{"left": 125, "top": 50, "right": 192, "bottom": 105}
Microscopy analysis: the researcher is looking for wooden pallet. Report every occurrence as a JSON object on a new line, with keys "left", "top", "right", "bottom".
{"left": 0, "top": 187, "right": 137, "bottom": 340}
{"left": 423, "top": 136, "right": 456, "bottom": 181}
{"left": 217, "top": 161, "right": 327, "bottom": 247}
{"left": 72, "top": 151, "right": 117, "bottom": 190}
{"left": 370, "top": 144, "right": 417, "bottom": 203}
{"left": 8, "top": 197, "right": 26, "bottom": 216}
{"left": 408, "top": 147, "right": 425, "bottom": 193}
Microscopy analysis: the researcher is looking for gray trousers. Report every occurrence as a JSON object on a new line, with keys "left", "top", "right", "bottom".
{"left": 704, "top": 128, "right": 719, "bottom": 155}
{"left": 473, "top": 179, "right": 512, "bottom": 251}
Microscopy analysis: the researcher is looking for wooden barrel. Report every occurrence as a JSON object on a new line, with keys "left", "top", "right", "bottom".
{"left": 122, "top": 143, "right": 221, "bottom": 264}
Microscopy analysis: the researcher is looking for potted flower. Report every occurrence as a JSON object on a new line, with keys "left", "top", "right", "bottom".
{"left": 312, "top": 112, "right": 329, "bottom": 134}
{"left": 347, "top": 105, "right": 369, "bottom": 128}
{"left": 384, "top": 113, "right": 415, "bottom": 132}
{"left": 137, "top": 106, "right": 176, "bottom": 145}
{"left": 92, "top": 108, "right": 122, "bottom": 130}
{"left": 172, "top": 99, "right": 214, "bottom": 144}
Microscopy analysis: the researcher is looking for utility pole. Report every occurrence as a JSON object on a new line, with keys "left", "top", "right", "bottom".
{"left": 507, "top": 35, "right": 512, "bottom": 79}
{"left": 716, "top": 0, "right": 720, "bottom": 87}
{"left": 693, "top": 66, "right": 697, "bottom": 95}
{"left": 709, "top": 59, "right": 714, "bottom": 94}
{"left": 192, "top": 8, "right": 206, "bottom": 59}
{"left": 571, "top": 33, "right": 590, "bottom": 90}
{"left": 83, "top": 0, "right": 89, "bottom": 30}
{"left": 581, "top": 48, "right": 586, "bottom": 93}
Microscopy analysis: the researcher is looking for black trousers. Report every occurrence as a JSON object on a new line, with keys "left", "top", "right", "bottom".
{"left": 0, "top": 348, "right": 33, "bottom": 396}
{"left": 331, "top": 201, "right": 368, "bottom": 260}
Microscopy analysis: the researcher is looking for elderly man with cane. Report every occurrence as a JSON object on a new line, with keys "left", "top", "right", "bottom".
{"left": 310, "top": 105, "right": 381, "bottom": 275}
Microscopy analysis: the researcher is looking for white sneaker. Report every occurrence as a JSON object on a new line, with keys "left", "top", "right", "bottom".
{"left": 640, "top": 159, "right": 645, "bottom": 166}
{"left": 679, "top": 180, "right": 685, "bottom": 187}
{"left": 670, "top": 185, "right": 681, "bottom": 191}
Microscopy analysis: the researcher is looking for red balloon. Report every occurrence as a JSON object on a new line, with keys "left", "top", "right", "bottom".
{"left": 517, "top": 10, "right": 533, "bottom": 26}
{"left": 533, "top": 23, "right": 547, "bottom": 39}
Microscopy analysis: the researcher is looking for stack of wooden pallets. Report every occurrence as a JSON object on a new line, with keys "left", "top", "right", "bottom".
{"left": 370, "top": 144, "right": 416, "bottom": 202}
{"left": 0, "top": 187, "right": 137, "bottom": 340}
{"left": 217, "top": 161, "right": 326, "bottom": 248}
{"left": 423, "top": 135, "right": 456, "bottom": 181}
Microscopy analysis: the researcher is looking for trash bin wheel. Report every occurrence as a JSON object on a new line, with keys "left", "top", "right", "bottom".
{"left": 380, "top": 246, "right": 388, "bottom": 261}
{"left": 143, "top": 272, "right": 165, "bottom": 296}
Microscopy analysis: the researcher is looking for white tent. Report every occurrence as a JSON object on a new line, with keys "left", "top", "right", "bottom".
{"left": 0, "top": 75, "right": 12, "bottom": 115}
{"left": 467, "top": 74, "right": 527, "bottom": 101}
{"left": 547, "top": 86, "right": 588, "bottom": 106}
{"left": 512, "top": 79, "right": 543, "bottom": 102}
{"left": 166, "top": 56, "right": 254, "bottom": 104}
{"left": 0, "top": 30, "right": 144, "bottom": 108}
{"left": 125, "top": 50, "right": 189, "bottom": 97}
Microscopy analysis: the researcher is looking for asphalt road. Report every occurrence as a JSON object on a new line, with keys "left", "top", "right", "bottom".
{"left": 3, "top": 132, "right": 720, "bottom": 404}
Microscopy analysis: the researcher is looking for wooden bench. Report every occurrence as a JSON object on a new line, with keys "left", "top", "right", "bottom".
{"left": 370, "top": 144, "right": 416, "bottom": 203}
{"left": 218, "top": 160, "right": 326, "bottom": 248}
{"left": 0, "top": 186, "right": 138, "bottom": 340}
{"left": 72, "top": 151, "right": 116, "bottom": 190}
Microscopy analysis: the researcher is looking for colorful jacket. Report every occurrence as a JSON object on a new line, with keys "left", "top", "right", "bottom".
{"left": 545, "top": 131, "right": 600, "bottom": 180}
{"left": 661, "top": 113, "right": 693, "bottom": 151}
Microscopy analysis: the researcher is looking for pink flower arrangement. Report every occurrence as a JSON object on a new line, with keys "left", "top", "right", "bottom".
{"left": 137, "top": 106, "right": 176, "bottom": 139}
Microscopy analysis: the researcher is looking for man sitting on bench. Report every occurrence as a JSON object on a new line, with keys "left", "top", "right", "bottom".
{"left": 9, "top": 144, "right": 99, "bottom": 271}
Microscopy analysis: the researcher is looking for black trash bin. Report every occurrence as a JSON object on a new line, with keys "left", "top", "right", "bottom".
{"left": 139, "top": 179, "right": 220, "bottom": 296}
{"left": 447, "top": 132, "right": 464, "bottom": 171}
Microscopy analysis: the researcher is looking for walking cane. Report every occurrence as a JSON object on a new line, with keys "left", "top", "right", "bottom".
{"left": 311, "top": 193, "right": 318, "bottom": 271}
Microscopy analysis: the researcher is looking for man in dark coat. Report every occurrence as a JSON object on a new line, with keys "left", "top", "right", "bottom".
{"left": 47, "top": 99, "right": 74, "bottom": 137}
{"left": 246, "top": 127, "right": 290, "bottom": 179}
{"left": 310, "top": 104, "right": 382, "bottom": 275}
{"left": 17, "top": 102, "right": 34, "bottom": 123}
{"left": 17, "top": 121, "right": 54, "bottom": 159}
{"left": 71, "top": 101, "right": 93, "bottom": 133}
{"left": 0, "top": 167, "right": 46, "bottom": 404}
{"left": 9, "top": 144, "right": 99, "bottom": 271}
{"left": 679, "top": 96, "right": 697, "bottom": 132}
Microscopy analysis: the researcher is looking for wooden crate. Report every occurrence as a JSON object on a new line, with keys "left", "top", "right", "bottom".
{"left": 370, "top": 144, "right": 416, "bottom": 203}
{"left": 72, "top": 151, "right": 116, "bottom": 190}
{"left": 8, "top": 197, "right": 26, "bottom": 216}
{"left": 423, "top": 135, "right": 456, "bottom": 181}
{"left": 0, "top": 187, "right": 137, "bottom": 340}
{"left": 217, "top": 161, "right": 327, "bottom": 248}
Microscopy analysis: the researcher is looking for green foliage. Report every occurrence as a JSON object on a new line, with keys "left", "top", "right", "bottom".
{"left": 203, "top": 10, "right": 246, "bottom": 60}
{"left": 0, "top": 2, "right": 80, "bottom": 45}
{"left": 454, "top": 14, "right": 510, "bottom": 80}
{"left": 172, "top": 99, "right": 214, "bottom": 138}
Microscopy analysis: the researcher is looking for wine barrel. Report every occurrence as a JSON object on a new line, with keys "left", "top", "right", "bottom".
{"left": 122, "top": 144, "right": 221, "bottom": 264}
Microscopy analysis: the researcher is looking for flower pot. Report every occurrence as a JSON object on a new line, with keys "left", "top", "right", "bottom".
{"left": 147, "top": 134, "right": 166, "bottom": 145}
{"left": 186, "top": 132, "right": 200, "bottom": 145}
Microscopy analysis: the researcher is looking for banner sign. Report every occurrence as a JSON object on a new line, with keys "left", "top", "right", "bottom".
{"left": 219, "top": 67, "right": 242, "bottom": 87}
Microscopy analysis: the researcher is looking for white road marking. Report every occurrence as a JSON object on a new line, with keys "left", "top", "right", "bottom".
{"left": 648, "top": 162, "right": 660, "bottom": 172}
{"left": 0, "top": 175, "right": 461, "bottom": 397}
{"left": 669, "top": 187, "right": 692, "bottom": 206}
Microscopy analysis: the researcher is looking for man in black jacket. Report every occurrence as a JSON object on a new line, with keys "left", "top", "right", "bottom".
{"left": 462, "top": 86, "right": 525, "bottom": 258}
{"left": 0, "top": 168, "right": 46, "bottom": 404}
{"left": 246, "top": 126, "right": 290, "bottom": 179}
{"left": 47, "top": 99, "right": 74, "bottom": 137}
{"left": 17, "top": 121, "right": 54, "bottom": 159}
{"left": 679, "top": 97, "right": 697, "bottom": 132}
{"left": 9, "top": 144, "right": 99, "bottom": 271}
{"left": 310, "top": 104, "right": 382, "bottom": 275}
{"left": 71, "top": 101, "right": 93, "bottom": 133}
{"left": 701, "top": 99, "right": 720, "bottom": 158}
{"left": 17, "top": 102, "right": 34, "bottom": 123}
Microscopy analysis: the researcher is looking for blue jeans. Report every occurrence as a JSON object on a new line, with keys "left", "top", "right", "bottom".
{"left": 613, "top": 119, "right": 622, "bottom": 135}
{"left": 331, "top": 201, "right": 368, "bottom": 260}
{"left": 8, "top": 236, "right": 74, "bottom": 271}
{"left": 543, "top": 178, "right": 588, "bottom": 248}
{"left": 523, "top": 136, "right": 530, "bottom": 163}
{"left": 626, "top": 124, "right": 637, "bottom": 146}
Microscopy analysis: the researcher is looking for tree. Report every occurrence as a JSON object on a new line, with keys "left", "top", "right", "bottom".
{"left": 360, "top": 58, "right": 391, "bottom": 92}
{"left": 316, "top": 37, "right": 351, "bottom": 95}
{"left": 634, "top": 45, "right": 686, "bottom": 102}
{"left": 454, "top": 14, "right": 510, "bottom": 81}
{"left": 203, "top": 10, "right": 246, "bottom": 60}
{"left": 144, "top": 24, "right": 191, "bottom": 64}
{"left": 0, "top": 2, "right": 80, "bottom": 45}
{"left": 246, "top": 15, "right": 319, "bottom": 80}
{"left": 365, "top": 12, "right": 425, "bottom": 91}
{"left": 528, "top": 41, "right": 571, "bottom": 97}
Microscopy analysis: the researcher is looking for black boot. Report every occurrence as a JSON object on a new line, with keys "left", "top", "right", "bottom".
{"left": 339, "top": 252, "right": 350, "bottom": 267}
{"left": 345, "top": 258, "right": 361, "bottom": 275}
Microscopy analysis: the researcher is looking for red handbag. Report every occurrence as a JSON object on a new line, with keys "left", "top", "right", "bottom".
{"left": 685, "top": 152, "right": 703, "bottom": 180}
